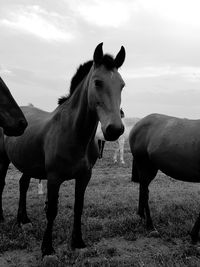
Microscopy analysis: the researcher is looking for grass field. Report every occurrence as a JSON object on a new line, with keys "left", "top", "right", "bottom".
{"left": 1, "top": 141, "right": 200, "bottom": 266}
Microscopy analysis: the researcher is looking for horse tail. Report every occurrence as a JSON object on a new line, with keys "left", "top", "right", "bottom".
{"left": 131, "top": 157, "right": 140, "bottom": 183}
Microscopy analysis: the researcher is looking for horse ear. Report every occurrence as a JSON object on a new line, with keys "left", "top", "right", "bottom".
{"left": 93, "top": 42, "right": 103, "bottom": 66}
{"left": 114, "top": 46, "right": 126, "bottom": 69}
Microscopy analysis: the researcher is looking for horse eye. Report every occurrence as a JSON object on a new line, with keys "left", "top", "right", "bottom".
{"left": 95, "top": 80, "right": 103, "bottom": 87}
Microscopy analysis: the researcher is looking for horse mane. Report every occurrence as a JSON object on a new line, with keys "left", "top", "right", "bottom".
{"left": 58, "top": 54, "right": 115, "bottom": 105}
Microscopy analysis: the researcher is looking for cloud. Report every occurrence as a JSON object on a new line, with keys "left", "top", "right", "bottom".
{"left": 0, "top": 66, "right": 12, "bottom": 76}
{"left": 140, "top": 0, "right": 200, "bottom": 28}
{"left": 0, "top": 5, "right": 75, "bottom": 42}
{"left": 123, "top": 65, "right": 200, "bottom": 83}
{"left": 67, "top": 0, "right": 138, "bottom": 28}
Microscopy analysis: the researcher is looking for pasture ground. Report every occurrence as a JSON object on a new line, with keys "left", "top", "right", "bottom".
{"left": 0, "top": 141, "right": 200, "bottom": 266}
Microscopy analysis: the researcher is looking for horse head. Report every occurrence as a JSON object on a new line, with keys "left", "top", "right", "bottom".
{"left": 0, "top": 77, "right": 27, "bottom": 136}
{"left": 88, "top": 43, "right": 126, "bottom": 141}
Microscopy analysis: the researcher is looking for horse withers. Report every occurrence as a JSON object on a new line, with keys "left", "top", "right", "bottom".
{"left": 0, "top": 77, "right": 27, "bottom": 136}
{"left": 129, "top": 113, "right": 200, "bottom": 242}
{"left": 0, "top": 43, "right": 126, "bottom": 257}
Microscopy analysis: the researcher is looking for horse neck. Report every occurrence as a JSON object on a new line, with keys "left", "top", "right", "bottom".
{"left": 58, "top": 74, "right": 98, "bottom": 147}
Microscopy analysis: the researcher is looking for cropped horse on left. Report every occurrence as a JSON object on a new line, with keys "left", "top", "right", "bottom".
{"left": 0, "top": 77, "right": 27, "bottom": 136}
{"left": 0, "top": 43, "right": 126, "bottom": 257}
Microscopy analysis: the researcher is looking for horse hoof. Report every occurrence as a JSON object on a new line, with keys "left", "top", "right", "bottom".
{"left": 42, "top": 255, "right": 59, "bottom": 267}
{"left": 190, "top": 233, "right": 199, "bottom": 244}
{"left": 71, "top": 239, "right": 86, "bottom": 250}
{"left": 191, "top": 238, "right": 198, "bottom": 245}
{"left": 148, "top": 229, "right": 160, "bottom": 238}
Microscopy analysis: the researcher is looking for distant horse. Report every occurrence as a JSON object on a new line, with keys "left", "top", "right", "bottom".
{"left": 113, "top": 109, "right": 125, "bottom": 164}
{"left": 113, "top": 131, "right": 125, "bottom": 164}
{"left": 129, "top": 113, "right": 200, "bottom": 242}
{"left": 0, "top": 77, "right": 27, "bottom": 136}
{"left": 95, "top": 121, "right": 105, "bottom": 158}
{"left": 0, "top": 43, "right": 126, "bottom": 256}
{"left": 97, "top": 108, "right": 125, "bottom": 163}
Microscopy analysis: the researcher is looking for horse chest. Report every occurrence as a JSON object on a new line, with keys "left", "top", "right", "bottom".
{"left": 46, "top": 151, "right": 92, "bottom": 179}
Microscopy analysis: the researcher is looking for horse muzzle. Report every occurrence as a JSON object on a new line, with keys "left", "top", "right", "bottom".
{"left": 4, "top": 118, "right": 28, "bottom": 136}
{"left": 103, "top": 123, "right": 124, "bottom": 141}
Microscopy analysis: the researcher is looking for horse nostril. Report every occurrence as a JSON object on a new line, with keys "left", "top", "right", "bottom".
{"left": 105, "top": 124, "right": 124, "bottom": 141}
{"left": 106, "top": 124, "right": 114, "bottom": 135}
{"left": 18, "top": 119, "right": 28, "bottom": 130}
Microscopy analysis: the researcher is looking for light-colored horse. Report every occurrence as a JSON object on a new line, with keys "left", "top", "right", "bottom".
{"left": 113, "top": 128, "right": 126, "bottom": 164}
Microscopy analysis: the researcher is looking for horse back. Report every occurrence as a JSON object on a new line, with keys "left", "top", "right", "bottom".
{"left": 4, "top": 106, "right": 52, "bottom": 175}
{"left": 129, "top": 113, "right": 200, "bottom": 181}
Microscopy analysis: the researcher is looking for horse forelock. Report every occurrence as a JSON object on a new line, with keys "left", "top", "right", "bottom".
{"left": 58, "top": 54, "right": 116, "bottom": 106}
{"left": 100, "top": 54, "right": 115, "bottom": 70}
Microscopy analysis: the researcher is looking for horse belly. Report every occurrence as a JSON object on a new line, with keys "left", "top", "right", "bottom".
{"left": 150, "top": 152, "right": 200, "bottom": 183}
{"left": 5, "top": 138, "right": 45, "bottom": 176}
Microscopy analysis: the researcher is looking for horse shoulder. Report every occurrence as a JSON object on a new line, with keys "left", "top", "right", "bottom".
{"left": 87, "top": 138, "right": 99, "bottom": 165}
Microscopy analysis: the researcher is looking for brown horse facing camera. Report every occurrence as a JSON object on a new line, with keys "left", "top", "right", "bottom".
{"left": 0, "top": 43, "right": 126, "bottom": 257}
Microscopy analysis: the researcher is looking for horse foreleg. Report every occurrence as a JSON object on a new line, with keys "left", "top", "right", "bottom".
{"left": 113, "top": 146, "right": 119, "bottom": 163}
{"left": 0, "top": 160, "right": 9, "bottom": 221}
{"left": 100, "top": 140, "right": 105, "bottom": 158}
{"left": 98, "top": 140, "right": 102, "bottom": 158}
{"left": 98, "top": 140, "right": 105, "bottom": 159}
{"left": 119, "top": 139, "right": 125, "bottom": 164}
{"left": 137, "top": 183, "right": 145, "bottom": 220}
{"left": 41, "top": 176, "right": 61, "bottom": 256}
{"left": 17, "top": 174, "right": 31, "bottom": 225}
{"left": 71, "top": 171, "right": 91, "bottom": 249}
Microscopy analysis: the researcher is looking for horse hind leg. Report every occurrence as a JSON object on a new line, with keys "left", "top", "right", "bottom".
{"left": 17, "top": 173, "right": 31, "bottom": 225}
{"left": 131, "top": 157, "right": 140, "bottom": 182}
{"left": 0, "top": 158, "right": 10, "bottom": 221}
{"left": 136, "top": 158, "right": 158, "bottom": 231}
{"left": 131, "top": 158, "right": 145, "bottom": 217}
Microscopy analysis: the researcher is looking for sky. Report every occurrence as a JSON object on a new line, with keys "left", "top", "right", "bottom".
{"left": 1, "top": 0, "right": 200, "bottom": 119}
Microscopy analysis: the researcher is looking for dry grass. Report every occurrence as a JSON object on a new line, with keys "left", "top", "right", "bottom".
{"left": 0, "top": 141, "right": 200, "bottom": 266}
